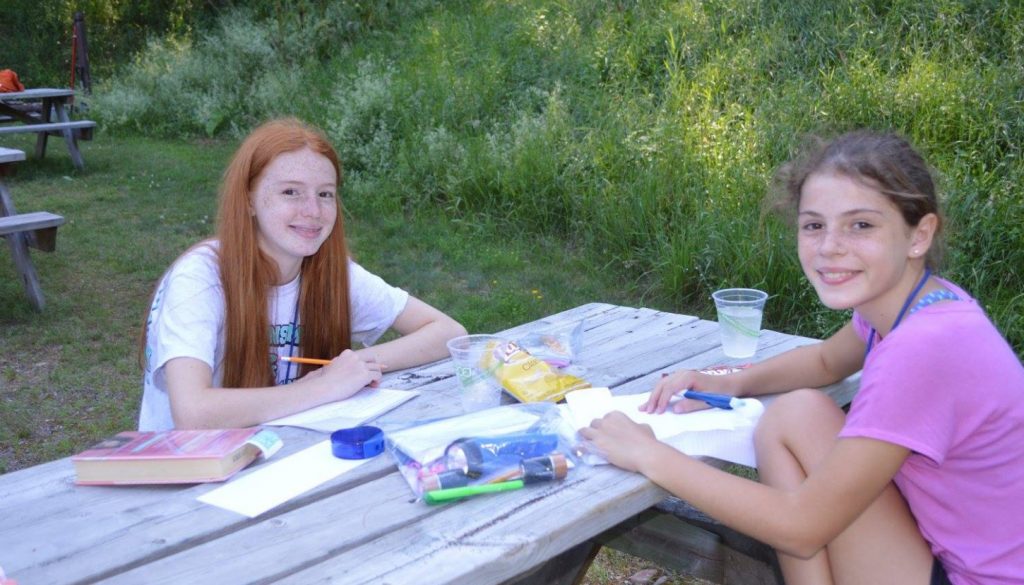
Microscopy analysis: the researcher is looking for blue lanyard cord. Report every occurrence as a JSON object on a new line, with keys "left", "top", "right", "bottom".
{"left": 285, "top": 298, "right": 300, "bottom": 383}
{"left": 865, "top": 267, "right": 931, "bottom": 357}
{"left": 281, "top": 279, "right": 301, "bottom": 384}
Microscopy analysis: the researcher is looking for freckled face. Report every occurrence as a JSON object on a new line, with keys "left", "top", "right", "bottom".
{"left": 797, "top": 172, "right": 918, "bottom": 315}
{"left": 251, "top": 147, "right": 337, "bottom": 283}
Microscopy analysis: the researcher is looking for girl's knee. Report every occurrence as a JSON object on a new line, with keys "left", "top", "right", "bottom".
{"left": 754, "top": 389, "right": 844, "bottom": 446}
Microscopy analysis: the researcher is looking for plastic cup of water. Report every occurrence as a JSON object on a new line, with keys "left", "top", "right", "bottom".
{"left": 446, "top": 334, "right": 506, "bottom": 413}
{"left": 712, "top": 288, "right": 768, "bottom": 358}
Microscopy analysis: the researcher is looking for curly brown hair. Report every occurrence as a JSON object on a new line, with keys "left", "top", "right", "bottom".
{"left": 769, "top": 130, "right": 945, "bottom": 269}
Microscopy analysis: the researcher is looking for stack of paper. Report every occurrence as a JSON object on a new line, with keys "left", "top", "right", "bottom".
{"left": 264, "top": 388, "right": 418, "bottom": 432}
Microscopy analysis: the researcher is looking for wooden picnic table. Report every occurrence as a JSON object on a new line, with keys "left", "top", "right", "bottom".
{"left": 0, "top": 147, "right": 66, "bottom": 310}
{"left": 0, "top": 302, "right": 859, "bottom": 584}
{"left": 0, "top": 88, "right": 96, "bottom": 170}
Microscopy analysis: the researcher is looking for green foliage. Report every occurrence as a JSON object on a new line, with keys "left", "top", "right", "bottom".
{"left": 90, "top": 1, "right": 441, "bottom": 136}
{"left": 7, "top": 0, "right": 1019, "bottom": 357}
{"left": 0, "top": 0, "right": 205, "bottom": 88}
{"left": 83, "top": 0, "right": 1024, "bottom": 353}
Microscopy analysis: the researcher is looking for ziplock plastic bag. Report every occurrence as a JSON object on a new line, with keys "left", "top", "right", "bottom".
{"left": 385, "top": 403, "right": 579, "bottom": 500}
{"left": 516, "top": 320, "right": 585, "bottom": 368}
{"left": 480, "top": 340, "right": 590, "bottom": 403}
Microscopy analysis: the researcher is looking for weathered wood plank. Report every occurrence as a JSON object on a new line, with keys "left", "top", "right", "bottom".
{"left": 91, "top": 453, "right": 664, "bottom": 584}
{"left": 0, "top": 88, "right": 76, "bottom": 101}
{"left": 0, "top": 147, "right": 26, "bottom": 165}
{"left": 0, "top": 211, "right": 65, "bottom": 236}
{"left": 277, "top": 464, "right": 666, "bottom": 585}
{"left": 0, "top": 120, "right": 96, "bottom": 135}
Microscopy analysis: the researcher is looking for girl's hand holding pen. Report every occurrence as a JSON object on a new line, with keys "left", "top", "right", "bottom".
{"left": 642, "top": 369, "right": 738, "bottom": 414}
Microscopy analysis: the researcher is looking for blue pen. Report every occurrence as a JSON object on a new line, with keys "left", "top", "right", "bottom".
{"left": 682, "top": 390, "right": 745, "bottom": 410}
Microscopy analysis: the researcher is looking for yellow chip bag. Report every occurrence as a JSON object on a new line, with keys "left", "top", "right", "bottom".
{"left": 479, "top": 340, "right": 590, "bottom": 403}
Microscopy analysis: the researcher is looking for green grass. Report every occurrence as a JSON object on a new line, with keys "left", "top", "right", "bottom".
{"left": 87, "top": 0, "right": 1024, "bottom": 356}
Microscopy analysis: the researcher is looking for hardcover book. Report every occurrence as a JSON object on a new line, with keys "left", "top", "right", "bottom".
{"left": 72, "top": 428, "right": 280, "bottom": 485}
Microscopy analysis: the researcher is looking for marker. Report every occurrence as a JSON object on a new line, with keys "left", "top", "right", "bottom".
{"left": 659, "top": 373, "right": 745, "bottom": 410}
{"left": 423, "top": 480, "right": 525, "bottom": 505}
{"left": 682, "top": 390, "right": 745, "bottom": 410}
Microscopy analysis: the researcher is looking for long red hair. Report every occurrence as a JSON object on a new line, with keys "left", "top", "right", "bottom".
{"left": 141, "top": 118, "right": 351, "bottom": 387}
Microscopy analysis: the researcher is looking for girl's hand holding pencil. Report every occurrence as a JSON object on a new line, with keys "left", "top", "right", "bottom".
{"left": 284, "top": 350, "right": 385, "bottom": 394}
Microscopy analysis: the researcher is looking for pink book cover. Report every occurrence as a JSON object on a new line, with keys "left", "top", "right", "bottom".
{"left": 72, "top": 428, "right": 262, "bottom": 485}
{"left": 73, "top": 429, "right": 259, "bottom": 461}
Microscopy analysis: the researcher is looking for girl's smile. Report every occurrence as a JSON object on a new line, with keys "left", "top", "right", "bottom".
{"left": 251, "top": 147, "right": 338, "bottom": 283}
{"left": 797, "top": 172, "right": 936, "bottom": 334}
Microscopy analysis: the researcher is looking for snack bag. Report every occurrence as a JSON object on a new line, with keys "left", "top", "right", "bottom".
{"left": 480, "top": 340, "right": 590, "bottom": 403}
{"left": 516, "top": 320, "right": 584, "bottom": 368}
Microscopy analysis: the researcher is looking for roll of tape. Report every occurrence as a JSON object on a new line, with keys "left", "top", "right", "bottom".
{"left": 331, "top": 426, "right": 384, "bottom": 460}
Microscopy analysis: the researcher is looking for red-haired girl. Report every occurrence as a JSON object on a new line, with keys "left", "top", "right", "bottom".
{"left": 139, "top": 118, "right": 466, "bottom": 431}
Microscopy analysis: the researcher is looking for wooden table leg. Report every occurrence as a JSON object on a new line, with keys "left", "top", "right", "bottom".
{"left": 0, "top": 180, "right": 46, "bottom": 310}
{"left": 53, "top": 99, "right": 86, "bottom": 170}
{"left": 595, "top": 507, "right": 782, "bottom": 585}
{"left": 34, "top": 98, "right": 54, "bottom": 160}
{"left": 500, "top": 540, "right": 599, "bottom": 585}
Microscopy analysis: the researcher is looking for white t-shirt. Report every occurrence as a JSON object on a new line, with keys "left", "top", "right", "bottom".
{"left": 138, "top": 243, "right": 409, "bottom": 431}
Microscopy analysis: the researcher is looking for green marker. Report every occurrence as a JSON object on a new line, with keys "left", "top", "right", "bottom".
{"left": 423, "top": 480, "right": 525, "bottom": 505}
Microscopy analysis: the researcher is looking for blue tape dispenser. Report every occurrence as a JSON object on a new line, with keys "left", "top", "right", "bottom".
{"left": 331, "top": 426, "right": 385, "bottom": 460}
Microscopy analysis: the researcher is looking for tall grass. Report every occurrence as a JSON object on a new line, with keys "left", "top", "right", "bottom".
{"left": 91, "top": 0, "right": 1024, "bottom": 353}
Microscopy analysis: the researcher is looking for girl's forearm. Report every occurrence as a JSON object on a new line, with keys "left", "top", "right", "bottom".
{"left": 730, "top": 339, "right": 858, "bottom": 398}
{"left": 359, "top": 318, "right": 467, "bottom": 371}
{"left": 170, "top": 380, "right": 334, "bottom": 429}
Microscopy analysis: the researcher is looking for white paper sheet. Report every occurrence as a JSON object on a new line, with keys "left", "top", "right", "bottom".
{"left": 264, "top": 388, "right": 418, "bottom": 432}
{"left": 563, "top": 387, "right": 764, "bottom": 467}
{"left": 198, "top": 439, "right": 371, "bottom": 517}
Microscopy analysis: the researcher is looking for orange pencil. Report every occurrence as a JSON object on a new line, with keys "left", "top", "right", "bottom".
{"left": 281, "top": 356, "right": 389, "bottom": 370}
{"left": 280, "top": 356, "right": 331, "bottom": 366}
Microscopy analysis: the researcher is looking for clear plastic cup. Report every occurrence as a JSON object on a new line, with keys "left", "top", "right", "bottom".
{"left": 446, "top": 334, "right": 506, "bottom": 413}
{"left": 712, "top": 288, "right": 768, "bottom": 358}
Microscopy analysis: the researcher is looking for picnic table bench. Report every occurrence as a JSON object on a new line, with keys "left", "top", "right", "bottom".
{"left": 0, "top": 147, "right": 66, "bottom": 310}
{"left": 0, "top": 303, "right": 859, "bottom": 584}
{"left": 0, "top": 88, "right": 96, "bottom": 170}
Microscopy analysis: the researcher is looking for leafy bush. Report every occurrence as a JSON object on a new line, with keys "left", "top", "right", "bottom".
{"left": 90, "top": 1, "right": 440, "bottom": 136}
{"left": 87, "top": 0, "right": 1023, "bottom": 353}
{"left": 0, "top": 0, "right": 206, "bottom": 88}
